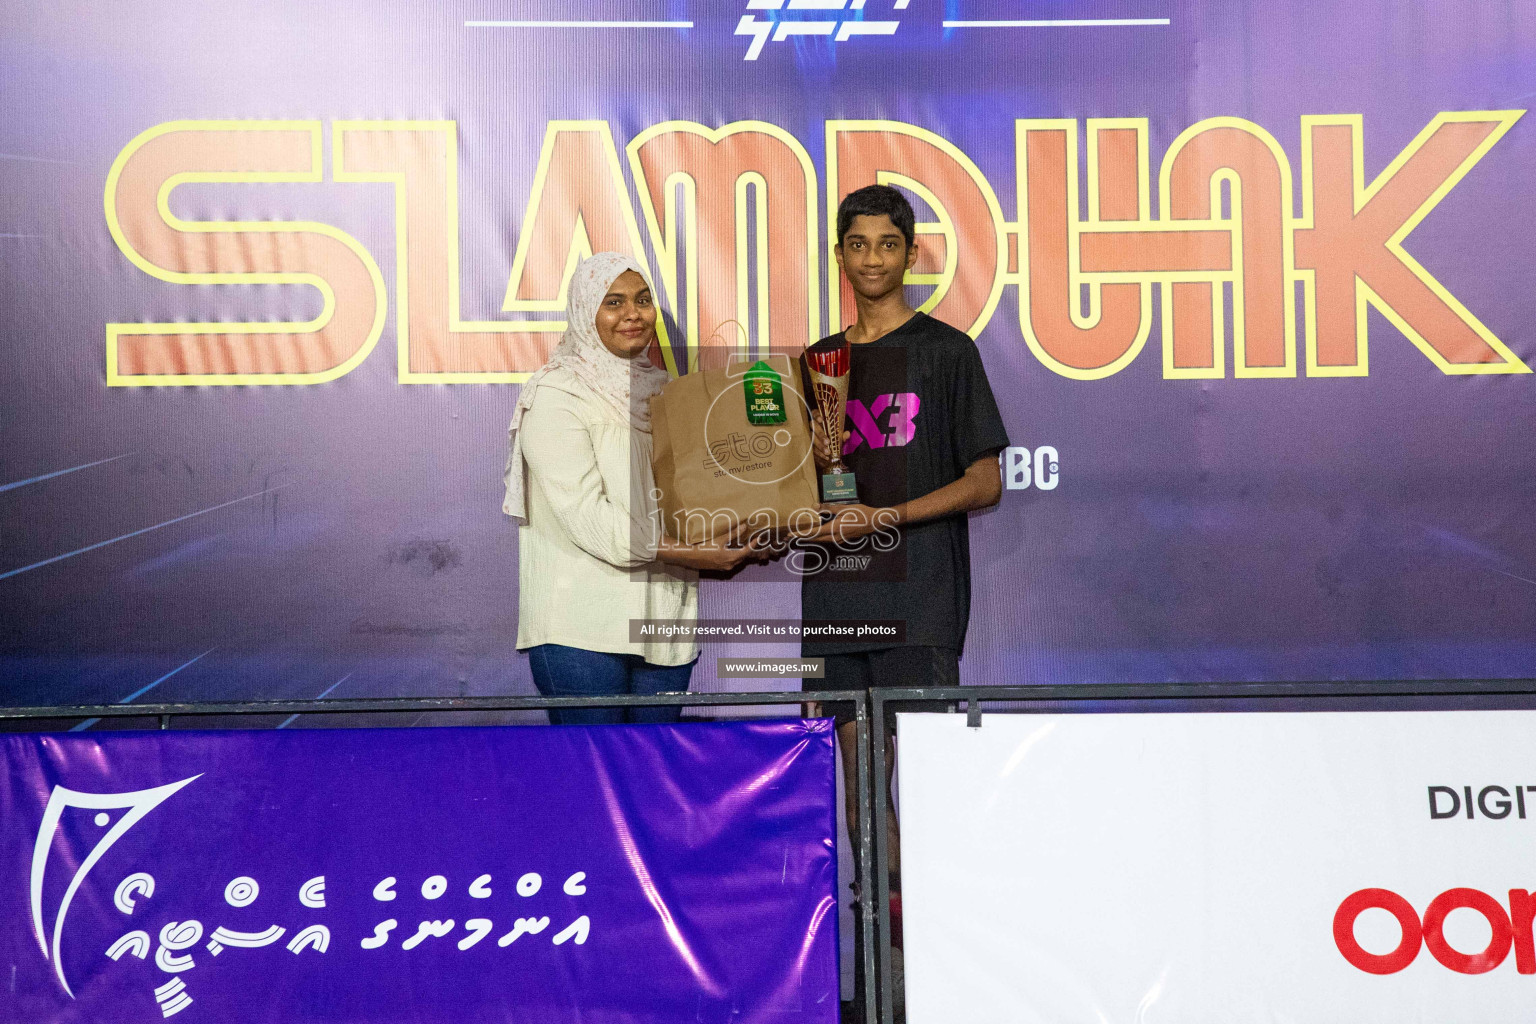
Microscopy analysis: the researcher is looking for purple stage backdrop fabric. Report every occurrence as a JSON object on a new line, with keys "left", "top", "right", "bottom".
{"left": 3, "top": 1, "right": 1536, "bottom": 703}
{"left": 0, "top": 720, "right": 839, "bottom": 1023}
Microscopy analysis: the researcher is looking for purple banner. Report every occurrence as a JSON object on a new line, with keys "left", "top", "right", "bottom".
{"left": 0, "top": 721, "right": 839, "bottom": 1023}
{"left": 2, "top": 1, "right": 1536, "bottom": 700}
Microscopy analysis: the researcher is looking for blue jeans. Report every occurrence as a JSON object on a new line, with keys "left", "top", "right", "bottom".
{"left": 527, "top": 644, "right": 694, "bottom": 725}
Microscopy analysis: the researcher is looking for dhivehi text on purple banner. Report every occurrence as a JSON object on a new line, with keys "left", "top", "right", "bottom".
{"left": 0, "top": 721, "right": 839, "bottom": 1023}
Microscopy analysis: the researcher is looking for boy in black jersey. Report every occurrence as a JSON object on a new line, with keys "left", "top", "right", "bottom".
{"left": 801, "top": 184, "right": 1009, "bottom": 904}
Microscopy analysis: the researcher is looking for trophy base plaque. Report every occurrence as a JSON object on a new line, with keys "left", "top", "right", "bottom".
{"left": 821, "top": 470, "right": 859, "bottom": 504}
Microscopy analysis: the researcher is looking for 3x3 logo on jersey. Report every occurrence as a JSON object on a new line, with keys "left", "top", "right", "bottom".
{"left": 843, "top": 393, "right": 921, "bottom": 453}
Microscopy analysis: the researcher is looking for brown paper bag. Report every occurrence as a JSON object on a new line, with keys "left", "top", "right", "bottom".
{"left": 650, "top": 352, "right": 820, "bottom": 544}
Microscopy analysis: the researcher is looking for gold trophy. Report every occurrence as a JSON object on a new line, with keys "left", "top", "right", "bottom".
{"left": 803, "top": 338, "right": 858, "bottom": 504}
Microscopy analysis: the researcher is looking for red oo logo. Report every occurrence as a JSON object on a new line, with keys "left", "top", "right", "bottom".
{"left": 1334, "top": 888, "right": 1536, "bottom": 975}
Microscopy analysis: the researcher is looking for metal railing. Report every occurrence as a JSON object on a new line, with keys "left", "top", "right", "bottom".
{"left": 14, "top": 678, "right": 1536, "bottom": 1024}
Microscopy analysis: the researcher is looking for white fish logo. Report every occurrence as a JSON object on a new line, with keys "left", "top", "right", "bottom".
{"left": 29, "top": 776, "right": 200, "bottom": 997}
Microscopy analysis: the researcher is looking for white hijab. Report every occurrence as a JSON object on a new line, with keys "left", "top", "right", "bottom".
{"left": 502, "top": 252, "right": 670, "bottom": 520}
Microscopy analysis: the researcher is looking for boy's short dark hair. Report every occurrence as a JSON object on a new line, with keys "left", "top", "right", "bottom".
{"left": 836, "top": 184, "right": 916, "bottom": 247}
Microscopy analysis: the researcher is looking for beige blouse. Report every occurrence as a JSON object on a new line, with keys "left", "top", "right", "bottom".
{"left": 515, "top": 367, "right": 699, "bottom": 665}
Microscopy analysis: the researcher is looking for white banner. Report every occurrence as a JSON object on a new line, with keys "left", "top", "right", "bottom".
{"left": 899, "top": 710, "right": 1536, "bottom": 1023}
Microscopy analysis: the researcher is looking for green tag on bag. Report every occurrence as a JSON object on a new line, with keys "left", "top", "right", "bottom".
{"left": 742, "top": 360, "right": 787, "bottom": 425}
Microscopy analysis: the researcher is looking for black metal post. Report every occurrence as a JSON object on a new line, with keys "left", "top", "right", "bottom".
{"left": 870, "top": 691, "right": 895, "bottom": 1024}
{"left": 854, "top": 692, "right": 877, "bottom": 1024}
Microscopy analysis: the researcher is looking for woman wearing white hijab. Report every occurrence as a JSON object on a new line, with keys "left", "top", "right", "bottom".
{"left": 505, "top": 252, "right": 761, "bottom": 724}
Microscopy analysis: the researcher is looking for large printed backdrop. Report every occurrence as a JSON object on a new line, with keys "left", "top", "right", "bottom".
{"left": 2, "top": 2, "right": 1535, "bottom": 706}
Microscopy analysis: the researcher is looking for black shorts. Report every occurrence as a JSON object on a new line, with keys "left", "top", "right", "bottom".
{"left": 803, "top": 645, "right": 960, "bottom": 727}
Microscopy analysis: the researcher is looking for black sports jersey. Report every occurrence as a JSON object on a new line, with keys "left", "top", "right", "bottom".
{"left": 800, "top": 313, "right": 1009, "bottom": 656}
